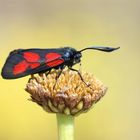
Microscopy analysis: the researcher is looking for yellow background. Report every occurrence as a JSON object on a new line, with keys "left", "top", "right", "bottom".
{"left": 0, "top": 0, "right": 139, "bottom": 140}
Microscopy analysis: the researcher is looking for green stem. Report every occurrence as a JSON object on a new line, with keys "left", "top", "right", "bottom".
{"left": 56, "top": 113, "right": 75, "bottom": 140}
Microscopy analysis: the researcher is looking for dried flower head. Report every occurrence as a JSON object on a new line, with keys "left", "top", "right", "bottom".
{"left": 25, "top": 68, "right": 107, "bottom": 116}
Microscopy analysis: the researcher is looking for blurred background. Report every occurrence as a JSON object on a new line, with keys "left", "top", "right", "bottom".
{"left": 0, "top": 0, "right": 140, "bottom": 140}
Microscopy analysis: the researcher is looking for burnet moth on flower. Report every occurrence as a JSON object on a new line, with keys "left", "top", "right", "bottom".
{"left": 1, "top": 46, "right": 120, "bottom": 79}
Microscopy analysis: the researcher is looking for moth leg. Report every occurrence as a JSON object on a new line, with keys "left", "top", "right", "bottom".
{"left": 28, "top": 74, "right": 37, "bottom": 82}
{"left": 78, "top": 63, "right": 82, "bottom": 73}
{"left": 31, "top": 74, "right": 35, "bottom": 78}
{"left": 69, "top": 67, "right": 91, "bottom": 88}
{"left": 53, "top": 66, "right": 65, "bottom": 89}
{"left": 44, "top": 70, "right": 51, "bottom": 77}
{"left": 37, "top": 70, "right": 51, "bottom": 79}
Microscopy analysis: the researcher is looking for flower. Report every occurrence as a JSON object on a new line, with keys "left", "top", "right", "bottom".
{"left": 25, "top": 68, "right": 107, "bottom": 116}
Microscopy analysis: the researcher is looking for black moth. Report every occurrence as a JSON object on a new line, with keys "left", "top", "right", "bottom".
{"left": 1, "top": 46, "right": 120, "bottom": 82}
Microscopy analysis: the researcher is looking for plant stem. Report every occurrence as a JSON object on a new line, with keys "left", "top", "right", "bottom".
{"left": 56, "top": 113, "right": 75, "bottom": 140}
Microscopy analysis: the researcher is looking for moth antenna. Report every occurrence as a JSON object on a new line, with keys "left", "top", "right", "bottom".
{"left": 79, "top": 46, "right": 120, "bottom": 53}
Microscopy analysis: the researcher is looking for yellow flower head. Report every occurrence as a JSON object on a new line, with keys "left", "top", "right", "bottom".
{"left": 26, "top": 68, "right": 107, "bottom": 116}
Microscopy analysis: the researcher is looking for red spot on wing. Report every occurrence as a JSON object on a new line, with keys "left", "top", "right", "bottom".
{"left": 13, "top": 60, "right": 29, "bottom": 75}
{"left": 45, "top": 53, "right": 64, "bottom": 67}
{"left": 23, "top": 52, "right": 40, "bottom": 62}
{"left": 30, "top": 63, "right": 40, "bottom": 69}
{"left": 13, "top": 61, "right": 40, "bottom": 75}
{"left": 45, "top": 53, "right": 61, "bottom": 62}
{"left": 13, "top": 52, "right": 62, "bottom": 76}
{"left": 47, "top": 59, "right": 64, "bottom": 67}
{"left": 23, "top": 52, "right": 40, "bottom": 69}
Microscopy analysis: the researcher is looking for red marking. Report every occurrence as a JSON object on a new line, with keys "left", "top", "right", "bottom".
{"left": 30, "top": 63, "right": 40, "bottom": 69}
{"left": 47, "top": 59, "right": 64, "bottom": 67}
{"left": 13, "top": 52, "right": 63, "bottom": 75}
{"left": 23, "top": 52, "right": 40, "bottom": 62}
{"left": 45, "top": 53, "right": 64, "bottom": 67}
{"left": 13, "top": 60, "right": 40, "bottom": 75}
{"left": 13, "top": 60, "right": 29, "bottom": 75}
{"left": 46, "top": 53, "right": 62, "bottom": 62}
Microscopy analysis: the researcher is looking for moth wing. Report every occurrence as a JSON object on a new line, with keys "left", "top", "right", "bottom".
{"left": 1, "top": 49, "right": 65, "bottom": 79}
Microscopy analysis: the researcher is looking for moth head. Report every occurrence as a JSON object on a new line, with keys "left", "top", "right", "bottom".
{"left": 73, "top": 52, "right": 82, "bottom": 64}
